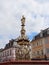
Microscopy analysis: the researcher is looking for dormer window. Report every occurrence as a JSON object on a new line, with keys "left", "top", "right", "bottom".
{"left": 13, "top": 42, "right": 17, "bottom": 46}
{"left": 33, "top": 37, "right": 35, "bottom": 40}
{"left": 40, "top": 32, "right": 43, "bottom": 37}
{"left": 47, "top": 28, "right": 49, "bottom": 34}
{"left": 40, "top": 30, "right": 43, "bottom": 37}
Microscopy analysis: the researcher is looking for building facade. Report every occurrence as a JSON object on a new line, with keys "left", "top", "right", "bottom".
{"left": 0, "top": 39, "right": 18, "bottom": 62}
{"left": 31, "top": 28, "right": 49, "bottom": 59}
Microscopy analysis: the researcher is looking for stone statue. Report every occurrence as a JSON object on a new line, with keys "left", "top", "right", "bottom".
{"left": 15, "top": 16, "right": 31, "bottom": 60}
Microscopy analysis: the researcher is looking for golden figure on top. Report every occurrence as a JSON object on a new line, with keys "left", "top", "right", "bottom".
{"left": 21, "top": 15, "right": 25, "bottom": 25}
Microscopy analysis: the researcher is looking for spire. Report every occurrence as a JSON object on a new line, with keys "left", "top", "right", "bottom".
{"left": 21, "top": 15, "right": 26, "bottom": 38}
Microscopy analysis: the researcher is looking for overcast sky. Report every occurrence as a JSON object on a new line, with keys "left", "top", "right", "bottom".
{"left": 0, "top": 0, "right": 49, "bottom": 48}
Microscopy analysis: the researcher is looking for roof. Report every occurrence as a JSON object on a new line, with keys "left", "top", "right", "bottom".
{"left": 0, "top": 49, "right": 3, "bottom": 52}
{"left": 4, "top": 39, "right": 15, "bottom": 49}
{"left": 32, "top": 28, "right": 49, "bottom": 42}
{"left": 0, "top": 39, "right": 21, "bottom": 52}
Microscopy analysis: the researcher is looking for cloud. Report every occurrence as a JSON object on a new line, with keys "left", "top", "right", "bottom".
{"left": 35, "top": 0, "right": 49, "bottom": 3}
{"left": 0, "top": 0, "right": 49, "bottom": 48}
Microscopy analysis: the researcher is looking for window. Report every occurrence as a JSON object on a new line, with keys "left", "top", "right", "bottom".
{"left": 37, "top": 42, "right": 38, "bottom": 46}
{"left": 46, "top": 48, "right": 49, "bottom": 54}
{"left": 3, "top": 52, "right": 4, "bottom": 57}
{"left": 7, "top": 50, "right": 9, "bottom": 56}
{"left": 37, "top": 51, "right": 40, "bottom": 55}
{"left": 10, "top": 49, "right": 12, "bottom": 55}
{"left": 33, "top": 43, "right": 35, "bottom": 47}
{"left": 40, "top": 32, "right": 43, "bottom": 37}
{"left": 45, "top": 37, "right": 48, "bottom": 43}
{"left": 47, "top": 28, "right": 49, "bottom": 34}
{"left": 41, "top": 50, "right": 43, "bottom": 55}
{"left": 33, "top": 52, "right": 36, "bottom": 56}
{"left": 5, "top": 51, "right": 6, "bottom": 56}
